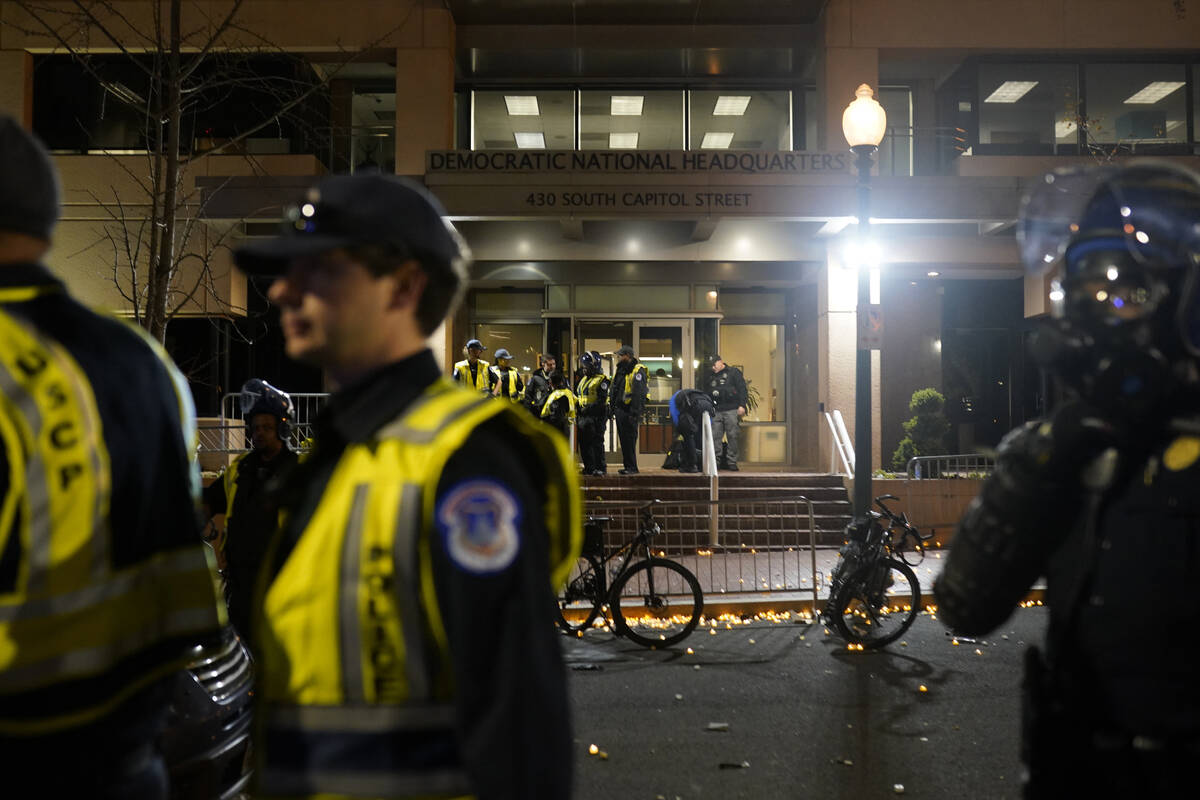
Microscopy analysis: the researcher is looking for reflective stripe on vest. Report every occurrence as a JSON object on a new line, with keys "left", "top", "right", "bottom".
{"left": 620, "top": 363, "right": 648, "bottom": 405}
{"left": 577, "top": 374, "right": 604, "bottom": 407}
{"left": 256, "top": 379, "right": 581, "bottom": 799}
{"left": 488, "top": 366, "right": 520, "bottom": 400}
{"left": 540, "top": 389, "right": 578, "bottom": 422}
{"left": 0, "top": 312, "right": 222, "bottom": 734}
{"left": 452, "top": 359, "right": 489, "bottom": 393}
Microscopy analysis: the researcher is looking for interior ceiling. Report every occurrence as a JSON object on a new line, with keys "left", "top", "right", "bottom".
{"left": 446, "top": 0, "right": 830, "bottom": 26}
{"left": 458, "top": 46, "right": 811, "bottom": 82}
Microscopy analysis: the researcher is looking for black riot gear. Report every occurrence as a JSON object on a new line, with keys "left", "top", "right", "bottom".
{"left": 937, "top": 162, "right": 1200, "bottom": 799}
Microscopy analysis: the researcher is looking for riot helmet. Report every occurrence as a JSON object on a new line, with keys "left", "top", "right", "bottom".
{"left": 579, "top": 351, "right": 600, "bottom": 374}
{"left": 1018, "top": 162, "right": 1200, "bottom": 416}
{"left": 240, "top": 378, "right": 295, "bottom": 442}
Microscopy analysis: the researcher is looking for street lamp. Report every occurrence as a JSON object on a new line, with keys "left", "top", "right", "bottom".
{"left": 842, "top": 83, "right": 886, "bottom": 520}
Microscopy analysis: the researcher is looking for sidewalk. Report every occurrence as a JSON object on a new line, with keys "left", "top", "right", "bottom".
{"left": 623, "top": 546, "right": 1045, "bottom": 618}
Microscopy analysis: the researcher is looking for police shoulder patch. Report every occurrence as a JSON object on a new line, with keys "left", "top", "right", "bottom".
{"left": 634, "top": 372, "right": 644, "bottom": 381}
{"left": 436, "top": 480, "right": 522, "bottom": 574}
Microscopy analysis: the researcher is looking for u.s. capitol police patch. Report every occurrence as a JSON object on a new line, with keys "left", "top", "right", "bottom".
{"left": 436, "top": 480, "right": 521, "bottom": 574}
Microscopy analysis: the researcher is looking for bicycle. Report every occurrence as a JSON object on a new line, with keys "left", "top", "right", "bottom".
{"left": 556, "top": 502, "right": 705, "bottom": 648}
{"left": 824, "top": 494, "right": 934, "bottom": 649}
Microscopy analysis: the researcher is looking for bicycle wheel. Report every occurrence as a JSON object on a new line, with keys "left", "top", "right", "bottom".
{"left": 556, "top": 554, "right": 604, "bottom": 634}
{"left": 829, "top": 558, "right": 920, "bottom": 649}
{"left": 610, "top": 558, "right": 703, "bottom": 648}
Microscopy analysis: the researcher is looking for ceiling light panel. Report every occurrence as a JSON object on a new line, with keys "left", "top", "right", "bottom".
{"left": 700, "top": 132, "right": 734, "bottom": 149}
{"left": 514, "top": 132, "right": 545, "bottom": 149}
{"left": 1123, "top": 81, "right": 1185, "bottom": 104}
{"left": 609, "top": 132, "right": 639, "bottom": 149}
{"left": 610, "top": 95, "right": 644, "bottom": 116}
{"left": 713, "top": 95, "right": 751, "bottom": 116}
{"left": 504, "top": 95, "right": 540, "bottom": 115}
{"left": 984, "top": 81, "right": 1038, "bottom": 103}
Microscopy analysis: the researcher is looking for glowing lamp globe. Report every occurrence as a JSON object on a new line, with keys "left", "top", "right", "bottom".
{"left": 842, "top": 84, "right": 887, "bottom": 148}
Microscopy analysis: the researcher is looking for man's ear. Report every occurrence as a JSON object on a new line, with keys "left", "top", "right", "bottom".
{"left": 387, "top": 261, "right": 428, "bottom": 310}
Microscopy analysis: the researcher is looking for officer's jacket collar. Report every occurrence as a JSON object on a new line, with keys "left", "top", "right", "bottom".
{"left": 317, "top": 349, "right": 440, "bottom": 446}
{"left": 0, "top": 262, "right": 64, "bottom": 290}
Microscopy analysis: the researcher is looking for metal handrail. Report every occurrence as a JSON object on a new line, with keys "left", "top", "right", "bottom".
{"left": 905, "top": 453, "right": 995, "bottom": 479}
{"left": 823, "top": 410, "right": 854, "bottom": 476}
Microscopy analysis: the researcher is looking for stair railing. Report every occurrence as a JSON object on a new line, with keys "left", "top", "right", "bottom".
{"left": 823, "top": 409, "right": 855, "bottom": 476}
{"left": 701, "top": 410, "right": 720, "bottom": 545}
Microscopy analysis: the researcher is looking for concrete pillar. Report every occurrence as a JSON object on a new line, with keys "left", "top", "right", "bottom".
{"left": 394, "top": 10, "right": 455, "bottom": 177}
{"left": 818, "top": 253, "right": 882, "bottom": 476}
{"left": 0, "top": 50, "right": 32, "bottom": 125}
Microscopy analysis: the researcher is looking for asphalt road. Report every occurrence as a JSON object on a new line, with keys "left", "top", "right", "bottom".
{"left": 565, "top": 606, "right": 1049, "bottom": 800}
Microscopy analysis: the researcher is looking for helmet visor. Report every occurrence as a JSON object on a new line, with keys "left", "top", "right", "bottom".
{"left": 1019, "top": 162, "right": 1200, "bottom": 277}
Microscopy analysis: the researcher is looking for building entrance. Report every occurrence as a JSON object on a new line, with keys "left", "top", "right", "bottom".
{"left": 574, "top": 317, "right": 695, "bottom": 464}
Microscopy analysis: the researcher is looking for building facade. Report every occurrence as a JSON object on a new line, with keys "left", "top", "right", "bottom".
{"left": 2, "top": 0, "right": 1198, "bottom": 470}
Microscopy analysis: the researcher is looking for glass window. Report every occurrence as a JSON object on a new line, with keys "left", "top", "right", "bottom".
{"left": 472, "top": 90, "right": 574, "bottom": 150}
{"left": 689, "top": 90, "right": 792, "bottom": 151}
{"left": 804, "top": 88, "right": 818, "bottom": 151}
{"left": 1084, "top": 63, "right": 1187, "bottom": 150}
{"left": 575, "top": 285, "right": 690, "bottom": 312}
{"left": 472, "top": 323, "right": 543, "bottom": 375}
{"left": 472, "top": 290, "right": 544, "bottom": 316}
{"left": 547, "top": 285, "right": 570, "bottom": 311}
{"left": 718, "top": 290, "right": 786, "bottom": 317}
{"left": 978, "top": 63, "right": 1078, "bottom": 154}
{"left": 718, "top": 325, "right": 786, "bottom": 422}
{"left": 878, "top": 87, "right": 913, "bottom": 176}
{"left": 580, "top": 90, "right": 683, "bottom": 150}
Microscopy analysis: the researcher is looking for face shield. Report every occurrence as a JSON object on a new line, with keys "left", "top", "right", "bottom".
{"left": 1018, "top": 162, "right": 1200, "bottom": 355}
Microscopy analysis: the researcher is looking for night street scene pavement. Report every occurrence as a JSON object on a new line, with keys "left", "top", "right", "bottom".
{"left": 565, "top": 605, "right": 1046, "bottom": 800}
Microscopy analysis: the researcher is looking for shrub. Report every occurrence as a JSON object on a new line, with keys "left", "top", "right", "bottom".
{"left": 891, "top": 388, "right": 951, "bottom": 471}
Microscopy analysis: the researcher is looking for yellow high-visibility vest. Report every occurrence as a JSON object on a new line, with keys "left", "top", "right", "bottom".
{"left": 489, "top": 366, "right": 521, "bottom": 401}
{"left": 452, "top": 359, "right": 490, "bottom": 393}
{"left": 618, "top": 363, "right": 649, "bottom": 405}
{"left": 254, "top": 379, "right": 581, "bottom": 799}
{"left": 576, "top": 374, "right": 607, "bottom": 408}
{"left": 540, "top": 388, "right": 578, "bottom": 423}
{"left": 0, "top": 312, "right": 223, "bottom": 735}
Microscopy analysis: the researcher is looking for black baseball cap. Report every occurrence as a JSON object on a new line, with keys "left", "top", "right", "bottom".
{"left": 616, "top": 345, "right": 635, "bottom": 357}
{"left": 0, "top": 115, "right": 60, "bottom": 241}
{"left": 466, "top": 338, "right": 485, "bottom": 350}
{"left": 234, "top": 173, "right": 464, "bottom": 276}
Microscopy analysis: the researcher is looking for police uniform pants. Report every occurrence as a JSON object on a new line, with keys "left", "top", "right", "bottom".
{"left": 578, "top": 414, "right": 606, "bottom": 473}
{"left": 615, "top": 407, "right": 639, "bottom": 471}
{"left": 711, "top": 409, "right": 740, "bottom": 467}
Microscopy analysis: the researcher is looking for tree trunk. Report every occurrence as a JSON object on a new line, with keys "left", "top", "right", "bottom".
{"left": 145, "top": 0, "right": 182, "bottom": 344}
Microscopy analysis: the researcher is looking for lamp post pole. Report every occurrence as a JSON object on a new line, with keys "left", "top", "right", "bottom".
{"left": 851, "top": 144, "right": 875, "bottom": 519}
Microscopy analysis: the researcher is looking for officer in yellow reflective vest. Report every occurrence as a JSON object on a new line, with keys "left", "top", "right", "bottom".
{"left": 202, "top": 379, "right": 299, "bottom": 640}
{"left": 609, "top": 344, "right": 649, "bottom": 475}
{"left": 487, "top": 348, "right": 524, "bottom": 402}
{"left": 575, "top": 351, "right": 610, "bottom": 476}
{"left": 539, "top": 372, "right": 578, "bottom": 440}
{"left": 451, "top": 339, "right": 489, "bottom": 393}
{"left": 234, "top": 173, "right": 581, "bottom": 800}
{"left": 0, "top": 115, "right": 224, "bottom": 799}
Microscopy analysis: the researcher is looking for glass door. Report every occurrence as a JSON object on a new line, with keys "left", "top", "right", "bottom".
{"left": 635, "top": 320, "right": 693, "bottom": 459}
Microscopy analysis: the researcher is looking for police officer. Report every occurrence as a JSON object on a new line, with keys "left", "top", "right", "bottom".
{"left": 202, "top": 378, "right": 299, "bottom": 640}
{"left": 576, "top": 351, "right": 610, "bottom": 476}
{"left": 524, "top": 352, "right": 557, "bottom": 417}
{"left": 609, "top": 344, "right": 648, "bottom": 475}
{"left": 233, "top": 173, "right": 581, "bottom": 799}
{"left": 670, "top": 388, "right": 716, "bottom": 473}
{"left": 703, "top": 355, "right": 747, "bottom": 470}
{"left": 539, "top": 371, "right": 578, "bottom": 440}
{"left": 934, "top": 163, "right": 1200, "bottom": 798}
{"left": 0, "top": 115, "right": 224, "bottom": 798}
{"left": 488, "top": 347, "right": 524, "bottom": 401}
{"left": 452, "top": 338, "right": 489, "bottom": 392}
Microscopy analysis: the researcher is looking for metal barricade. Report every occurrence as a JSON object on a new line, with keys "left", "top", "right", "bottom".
{"left": 584, "top": 496, "right": 822, "bottom": 611}
{"left": 905, "top": 453, "right": 995, "bottom": 479}
{"left": 210, "top": 391, "right": 330, "bottom": 453}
